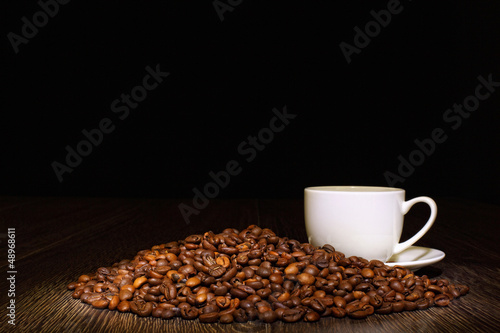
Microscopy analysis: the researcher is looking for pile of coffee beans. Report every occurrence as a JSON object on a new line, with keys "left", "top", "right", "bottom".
{"left": 67, "top": 225, "right": 469, "bottom": 323}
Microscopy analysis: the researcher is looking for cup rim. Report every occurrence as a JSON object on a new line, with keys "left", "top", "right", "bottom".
{"left": 304, "top": 186, "right": 404, "bottom": 193}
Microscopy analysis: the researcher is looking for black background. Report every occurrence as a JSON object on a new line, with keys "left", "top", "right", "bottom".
{"left": 1, "top": 0, "right": 499, "bottom": 203}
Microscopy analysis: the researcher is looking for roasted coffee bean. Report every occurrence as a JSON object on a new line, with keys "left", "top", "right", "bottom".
{"left": 256, "top": 288, "right": 272, "bottom": 299}
{"left": 305, "top": 310, "right": 321, "bottom": 322}
{"left": 260, "top": 309, "right": 278, "bottom": 323}
{"left": 427, "top": 285, "right": 443, "bottom": 294}
{"left": 404, "top": 301, "right": 417, "bottom": 311}
{"left": 67, "top": 225, "right": 469, "bottom": 323}
{"left": 390, "top": 280, "right": 405, "bottom": 293}
{"left": 331, "top": 306, "right": 347, "bottom": 318}
{"left": 199, "top": 312, "right": 219, "bottom": 323}
{"left": 133, "top": 276, "right": 148, "bottom": 289}
{"left": 434, "top": 294, "right": 451, "bottom": 307}
{"left": 233, "top": 308, "right": 248, "bottom": 322}
{"left": 392, "top": 301, "right": 405, "bottom": 313}
{"left": 415, "top": 298, "right": 429, "bottom": 310}
{"left": 369, "top": 294, "right": 384, "bottom": 308}
{"left": 303, "top": 265, "right": 320, "bottom": 276}
{"left": 230, "top": 287, "right": 248, "bottom": 299}
{"left": 246, "top": 307, "right": 260, "bottom": 320}
{"left": 219, "top": 313, "right": 234, "bottom": 324}
{"left": 456, "top": 284, "right": 470, "bottom": 296}
{"left": 92, "top": 299, "right": 109, "bottom": 309}
{"left": 309, "top": 298, "right": 325, "bottom": 313}
{"left": 246, "top": 280, "right": 264, "bottom": 290}
{"left": 152, "top": 307, "right": 164, "bottom": 318}
{"left": 162, "top": 309, "right": 176, "bottom": 319}
{"left": 282, "top": 308, "right": 303, "bottom": 323}
{"left": 256, "top": 267, "right": 272, "bottom": 278}
{"left": 117, "top": 301, "right": 130, "bottom": 312}
{"left": 333, "top": 296, "right": 347, "bottom": 308}
{"left": 375, "top": 302, "right": 392, "bottom": 315}
{"left": 180, "top": 306, "right": 199, "bottom": 320}
{"left": 338, "top": 280, "right": 353, "bottom": 292}
{"left": 297, "top": 273, "right": 315, "bottom": 286}
{"left": 130, "top": 300, "right": 153, "bottom": 317}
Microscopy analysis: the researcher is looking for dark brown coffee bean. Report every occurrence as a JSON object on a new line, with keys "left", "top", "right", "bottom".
{"left": 256, "top": 288, "right": 272, "bottom": 299}
{"left": 448, "top": 285, "right": 461, "bottom": 298}
{"left": 434, "top": 294, "right": 451, "bottom": 307}
{"left": 78, "top": 275, "right": 91, "bottom": 283}
{"left": 219, "top": 313, "right": 233, "bottom": 324}
{"left": 269, "top": 273, "right": 284, "bottom": 285}
{"left": 244, "top": 307, "right": 258, "bottom": 320}
{"left": 395, "top": 292, "right": 405, "bottom": 302}
{"left": 304, "top": 311, "right": 321, "bottom": 322}
{"left": 331, "top": 307, "right": 347, "bottom": 318}
{"left": 256, "top": 267, "right": 271, "bottom": 278}
{"left": 390, "top": 280, "right": 404, "bottom": 293}
{"left": 199, "top": 312, "right": 219, "bottom": 323}
{"left": 354, "top": 283, "right": 372, "bottom": 292}
{"left": 242, "top": 267, "right": 254, "bottom": 278}
{"left": 406, "top": 291, "right": 422, "bottom": 301}
{"left": 130, "top": 300, "right": 153, "bottom": 317}
{"left": 212, "top": 284, "right": 228, "bottom": 296}
{"left": 415, "top": 298, "right": 429, "bottom": 310}
{"left": 337, "top": 280, "right": 353, "bottom": 293}
{"left": 375, "top": 302, "right": 392, "bottom": 315}
{"left": 108, "top": 295, "right": 120, "bottom": 310}
{"left": 282, "top": 308, "right": 303, "bottom": 323}
{"left": 180, "top": 306, "right": 199, "bottom": 320}
{"left": 233, "top": 308, "right": 248, "bottom": 322}
{"left": 162, "top": 309, "right": 176, "bottom": 319}
{"left": 297, "top": 273, "right": 315, "bottom": 285}
{"left": 67, "top": 225, "right": 470, "bottom": 323}
{"left": 428, "top": 285, "right": 443, "bottom": 294}
{"left": 71, "top": 288, "right": 84, "bottom": 299}
{"left": 404, "top": 301, "right": 417, "bottom": 311}
{"left": 249, "top": 249, "right": 263, "bottom": 259}
{"left": 369, "top": 294, "right": 383, "bottom": 308}
{"left": 303, "top": 265, "right": 320, "bottom": 276}
{"left": 456, "top": 284, "right": 470, "bottom": 296}
{"left": 238, "top": 284, "right": 256, "bottom": 295}
{"left": 392, "top": 301, "right": 405, "bottom": 312}
{"left": 333, "top": 296, "right": 347, "bottom": 308}
{"left": 117, "top": 301, "right": 130, "bottom": 312}
{"left": 372, "top": 276, "right": 389, "bottom": 287}
{"left": 229, "top": 287, "right": 248, "bottom": 299}
{"left": 361, "top": 268, "right": 375, "bottom": 279}
{"left": 92, "top": 299, "right": 109, "bottom": 309}
{"left": 185, "top": 235, "right": 202, "bottom": 243}
{"left": 245, "top": 280, "right": 263, "bottom": 290}
{"left": 152, "top": 307, "right": 164, "bottom": 318}
{"left": 260, "top": 310, "right": 278, "bottom": 323}
{"left": 309, "top": 298, "right": 325, "bottom": 313}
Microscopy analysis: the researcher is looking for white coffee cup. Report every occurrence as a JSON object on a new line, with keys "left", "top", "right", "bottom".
{"left": 304, "top": 186, "right": 437, "bottom": 262}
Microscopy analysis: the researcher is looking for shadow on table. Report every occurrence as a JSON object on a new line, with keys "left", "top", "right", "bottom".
{"left": 416, "top": 266, "right": 442, "bottom": 278}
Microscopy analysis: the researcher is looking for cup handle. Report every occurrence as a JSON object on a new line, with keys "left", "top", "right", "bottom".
{"left": 393, "top": 196, "right": 437, "bottom": 255}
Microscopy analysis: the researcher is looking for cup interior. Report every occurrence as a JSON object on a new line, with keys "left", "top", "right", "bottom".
{"left": 305, "top": 186, "right": 403, "bottom": 192}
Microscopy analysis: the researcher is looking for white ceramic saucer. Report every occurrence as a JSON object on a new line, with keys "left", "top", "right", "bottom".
{"left": 384, "top": 246, "right": 445, "bottom": 271}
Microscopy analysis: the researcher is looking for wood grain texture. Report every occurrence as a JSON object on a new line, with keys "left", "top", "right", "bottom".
{"left": 1, "top": 197, "right": 499, "bottom": 332}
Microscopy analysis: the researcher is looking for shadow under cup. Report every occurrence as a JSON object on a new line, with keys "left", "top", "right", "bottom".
{"left": 304, "top": 186, "right": 437, "bottom": 262}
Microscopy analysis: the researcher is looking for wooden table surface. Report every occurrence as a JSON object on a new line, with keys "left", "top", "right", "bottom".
{"left": 1, "top": 196, "right": 499, "bottom": 333}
